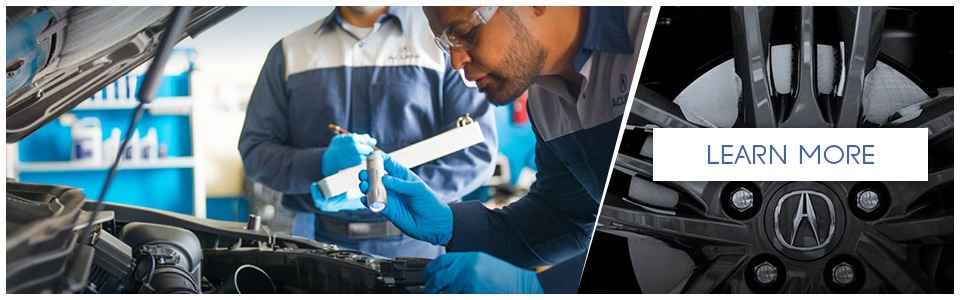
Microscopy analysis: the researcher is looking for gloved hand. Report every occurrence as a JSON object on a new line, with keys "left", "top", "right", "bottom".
{"left": 358, "top": 151, "right": 452, "bottom": 245}
{"left": 321, "top": 133, "right": 377, "bottom": 177}
{"left": 310, "top": 183, "right": 366, "bottom": 212}
{"left": 423, "top": 252, "right": 544, "bottom": 294}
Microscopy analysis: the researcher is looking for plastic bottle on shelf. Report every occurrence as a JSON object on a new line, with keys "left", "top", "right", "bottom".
{"left": 117, "top": 76, "right": 128, "bottom": 101}
{"left": 142, "top": 128, "right": 159, "bottom": 161}
{"left": 92, "top": 88, "right": 104, "bottom": 103}
{"left": 128, "top": 76, "right": 139, "bottom": 103}
{"left": 71, "top": 117, "right": 102, "bottom": 164}
{"left": 105, "top": 81, "right": 116, "bottom": 101}
{"left": 103, "top": 128, "right": 121, "bottom": 164}
{"left": 124, "top": 129, "right": 141, "bottom": 162}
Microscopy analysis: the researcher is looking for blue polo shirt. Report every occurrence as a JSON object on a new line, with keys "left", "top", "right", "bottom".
{"left": 443, "top": 6, "right": 649, "bottom": 293}
{"left": 239, "top": 7, "right": 498, "bottom": 256}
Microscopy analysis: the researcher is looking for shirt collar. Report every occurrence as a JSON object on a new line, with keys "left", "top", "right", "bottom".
{"left": 317, "top": 7, "right": 406, "bottom": 35}
{"left": 572, "top": 6, "right": 634, "bottom": 72}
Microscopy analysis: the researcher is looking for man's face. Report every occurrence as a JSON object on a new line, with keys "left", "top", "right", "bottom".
{"left": 424, "top": 7, "right": 547, "bottom": 106}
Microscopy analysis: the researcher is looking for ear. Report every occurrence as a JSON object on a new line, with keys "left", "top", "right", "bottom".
{"left": 532, "top": 6, "right": 547, "bottom": 17}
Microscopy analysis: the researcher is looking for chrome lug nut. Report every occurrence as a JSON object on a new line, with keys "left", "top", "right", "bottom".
{"left": 731, "top": 187, "right": 754, "bottom": 211}
{"left": 832, "top": 262, "right": 856, "bottom": 285}
{"left": 755, "top": 262, "right": 778, "bottom": 284}
{"left": 856, "top": 189, "right": 880, "bottom": 213}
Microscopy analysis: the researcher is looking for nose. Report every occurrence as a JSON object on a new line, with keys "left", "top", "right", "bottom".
{"left": 449, "top": 48, "right": 471, "bottom": 71}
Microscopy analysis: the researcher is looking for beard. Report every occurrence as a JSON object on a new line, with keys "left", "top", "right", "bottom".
{"left": 480, "top": 11, "right": 547, "bottom": 106}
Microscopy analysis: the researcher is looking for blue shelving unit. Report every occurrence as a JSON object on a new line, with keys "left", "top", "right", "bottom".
{"left": 12, "top": 49, "right": 206, "bottom": 217}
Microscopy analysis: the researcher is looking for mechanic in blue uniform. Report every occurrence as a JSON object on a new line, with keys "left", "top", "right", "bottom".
{"left": 239, "top": 6, "right": 497, "bottom": 259}
{"left": 359, "top": 6, "right": 647, "bottom": 293}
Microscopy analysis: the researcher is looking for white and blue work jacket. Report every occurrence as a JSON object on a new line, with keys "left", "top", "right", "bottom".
{"left": 444, "top": 6, "right": 648, "bottom": 293}
{"left": 239, "top": 7, "right": 497, "bottom": 226}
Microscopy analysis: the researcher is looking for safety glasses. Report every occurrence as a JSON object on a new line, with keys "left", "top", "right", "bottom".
{"left": 433, "top": 6, "right": 498, "bottom": 54}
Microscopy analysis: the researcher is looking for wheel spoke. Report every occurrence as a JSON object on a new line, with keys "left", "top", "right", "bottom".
{"left": 631, "top": 85, "right": 700, "bottom": 128}
{"left": 730, "top": 6, "right": 777, "bottom": 127}
{"left": 615, "top": 153, "right": 653, "bottom": 178}
{"left": 683, "top": 254, "right": 749, "bottom": 293}
{"left": 885, "top": 166, "right": 953, "bottom": 214}
{"left": 781, "top": 277, "right": 829, "bottom": 293}
{"left": 884, "top": 95, "right": 953, "bottom": 142}
{"left": 666, "top": 181, "right": 710, "bottom": 213}
{"left": 854, "top": 234, "right": 933, "bottom": 293}
{"left": 836, "top": 6, "right": 886, "bottom": 127}
{"left": 874, "top": 215, "right": 953, "bottom": 244}
{"left": 600, "top": 205, "right": 753, "bottom": 246}
{"left": 782, "top": 7, "right": 831, "bottom": 128}
{"left": 616, "top": 153, "right": 711, "bottom": 212}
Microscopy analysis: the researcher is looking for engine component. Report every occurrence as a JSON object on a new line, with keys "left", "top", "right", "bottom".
{"left": 380, "top": 257, "right": 430, "bottom": 288}
{"left": 6, "top": 181, "right": 91, "bottom": 293}
{"left": 87, "top": 230, "right": 135, "bottom": 293}
{"left": 215, "top": 265, "right": 276, "bottom": 294}
{"left": 121, "top": 222, "right": 202, "bottom": 293}
{"left": 246, "top": 214, "right": 262, "bottom": 231}
{"left": 133, "top": 244, "right": 199, "bottom": 293}
{"left": 202, "top": 248, "right": 428, "bottom": 293}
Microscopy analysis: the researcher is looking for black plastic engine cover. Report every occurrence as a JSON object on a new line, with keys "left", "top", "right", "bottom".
{"left": 202, "top": 249, "right": 401, "bottom": 293}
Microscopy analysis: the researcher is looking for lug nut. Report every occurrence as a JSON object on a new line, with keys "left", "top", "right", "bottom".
{"left": 832, "top": 262, "right": 855, "bottom": 285}
{"left": 731, "top": 188, "right": 754, "bottom": 211}
{"left": 856, "top": 189, "right": 880, "bottom": 213}
{"left": 754, "top": 262, "right": 778, "bottom": 284}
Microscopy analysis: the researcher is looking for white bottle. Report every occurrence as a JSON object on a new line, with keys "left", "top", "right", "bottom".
{"left": 124, "top": 129, "right": 141, "bottom": 162}
{"left": 127, "top": 76, "right": 139, "bottom": 102}
{"left": 71, "top": 117, "right": 102, "bottom": 164}
{"left": 116, "top": 76, "right": 128, "bottom": 101}
{"left": 105, "top": 81, "right": 116, "bottom": 101}
{"left": 93, "top": 88, "right": 104, "bottom": 102}
{"left": 103, "top": 128, "right": 121, "bottom": 164}
{"left": 142, "top": 128, "right": 159, "bottom": 161}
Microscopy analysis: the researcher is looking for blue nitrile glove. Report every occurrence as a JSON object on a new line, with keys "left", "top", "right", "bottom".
{"left": 357, "top": 151, "right": 452, "bottom": 245}
{"left": 310, "top": 183, "right": 366, "bottom": 212}
{"left": 321, "top": 133, "right": 377, "bottom": 177}
{"left": 423, "top": 252, "right": 544, "bottom": 294}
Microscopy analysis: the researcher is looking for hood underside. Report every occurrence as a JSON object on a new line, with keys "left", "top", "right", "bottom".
{"left": 6, "top": 6, "right": 242, "bottom": 143}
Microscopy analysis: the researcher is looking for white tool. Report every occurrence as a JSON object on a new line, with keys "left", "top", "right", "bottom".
{"left": 316, "top": 115, "right": 483, "bottom": 198}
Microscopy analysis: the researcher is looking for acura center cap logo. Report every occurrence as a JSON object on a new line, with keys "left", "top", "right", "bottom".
{"left": 774, "top": 190, "right": 836, "bottom": 251}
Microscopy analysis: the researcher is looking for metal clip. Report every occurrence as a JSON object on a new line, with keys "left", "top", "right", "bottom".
{"left": 457, "top": 114, "right": 474, "bottom": 127}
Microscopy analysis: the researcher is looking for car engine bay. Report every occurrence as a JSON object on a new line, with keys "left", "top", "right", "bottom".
{"left": 7, "top": 180, "right": 428, "bottom": 293}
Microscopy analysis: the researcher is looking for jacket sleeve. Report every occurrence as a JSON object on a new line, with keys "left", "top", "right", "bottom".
{"left": 413, "top": 60, "right": 498, "bottom": 202}
{"left": 445, "top": 117, "right": 598, "bottom": 268}
{"left": 238, "top": 42, "right": 326, "bottom": 194}
{"left": 537, "top": 251, "right": 588, "bottom": 293}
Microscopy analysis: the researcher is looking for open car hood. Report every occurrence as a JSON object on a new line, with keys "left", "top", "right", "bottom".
{"left": 6, "top": 6, "right": 242, "bottom": 143}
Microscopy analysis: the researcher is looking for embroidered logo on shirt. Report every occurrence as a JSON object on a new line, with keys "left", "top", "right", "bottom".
{"left": 387, "top": 45, "right": 420, "bottom": 64}
{"left": 619, "top": 74, "right": 628, "bottom": 93}
{"left": 611, "top": 73, "right": 629, "bottom": 107}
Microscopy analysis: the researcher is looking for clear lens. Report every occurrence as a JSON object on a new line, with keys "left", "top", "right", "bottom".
{"left": 434, "top": 7, "right": 497, "bottom": 53}
{"left": 434, "top": 36, "right": 450, "bottom": 54}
